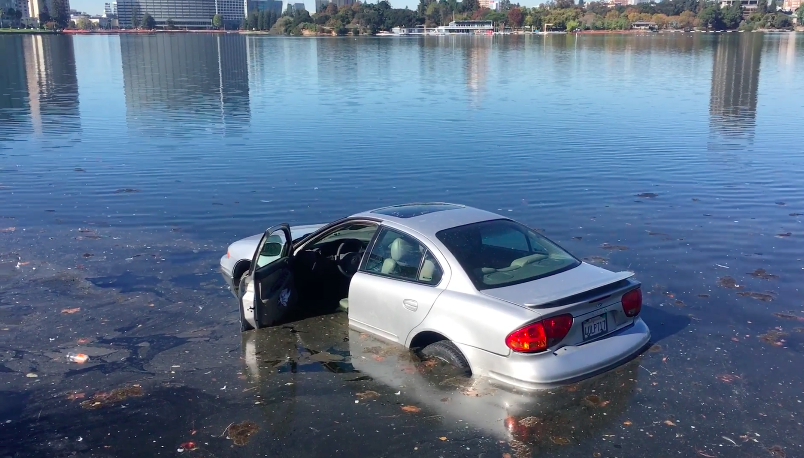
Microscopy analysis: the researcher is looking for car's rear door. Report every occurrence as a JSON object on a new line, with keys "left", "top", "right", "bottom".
{"left": 348, "top": 227, "right": 446, "bottom": 343}
{"left": 240, "top": 224, "right": 296, "bottom": 329}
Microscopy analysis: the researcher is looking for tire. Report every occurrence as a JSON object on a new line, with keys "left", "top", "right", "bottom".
{"left": 420, "top": 340, "right": 471, "bottom": 376}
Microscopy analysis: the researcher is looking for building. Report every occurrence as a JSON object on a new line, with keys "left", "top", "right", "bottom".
{"left": 434, "top": 20, "right": 494, "bottom": 34}
{"left": 782, "top": 0, "right": 800, "bottom": 10}
{"left": 719, "top": 0, "right": 760, "bottom": 11}
{"left": 626, "top": 0, "right": 650, "bottom": 4}
{"left": 292, "top": 2, "right": 305, "bottom": 11}
{"left": 315, "top": 0, "right": 354, "bottom": 11}
{"left": 26, "top": 0, "right": 72, "bottom": 21}
{"left": 244, "top": 0, "right": 281, "bottom": 14}
{"left": 117, "top": 0, "right": 216, "bottom": 28}
{"left": 214, "top": 0, "right": 243, "bottom": 26}
{"left": 631, "top": 21, "right": 657, "bottom": 29}
{"left": 103, "top": 2, "right": 117, "bottom": 15}
{"left": 15, "top": 0, "right": 30, "bottom": 18}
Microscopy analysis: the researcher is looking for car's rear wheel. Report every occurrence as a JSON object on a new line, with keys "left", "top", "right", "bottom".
{"left": 420, "top": 340, "right": 471, "bottom": 376}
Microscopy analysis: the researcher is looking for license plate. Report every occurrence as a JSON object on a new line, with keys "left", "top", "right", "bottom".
{"left": 582, "top": 314, "right": 608, "bottom": 341}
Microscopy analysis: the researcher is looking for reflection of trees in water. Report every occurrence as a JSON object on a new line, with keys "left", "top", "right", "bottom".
{"left": 0, "top": 35, "right": 80, "bottom": 136}
{"left": 120, "top": 34, "right": 250, "bottom": 136}
{"left": 709, "top": 34, "right": 762, "bottom": 148}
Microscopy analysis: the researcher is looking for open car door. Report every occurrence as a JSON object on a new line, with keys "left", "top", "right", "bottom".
{"left": 239, "top": 224, "right": 297, "bottom": 331}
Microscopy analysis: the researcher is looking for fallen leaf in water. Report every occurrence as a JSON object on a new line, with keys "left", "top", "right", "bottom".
{"left": 517, "top": 417, "right": 542, "bottom": 427}
{"left": 80, "top": 385, "right": 143, "bottom": 410}
{"left": 697, "top": 294, "right": 710, "bottom": 298}
{"left": 503, "top": 454, "right": 512, "bottom": 458}
{"left": 583, "top": 256, "right": 608, "bottom": 264}
{"left": 61, "top": 308, "right": 81, "bottom": 314}
{"left": 439, "top": 437, "right": 447, "bottom": 441}
{"left": 759, "top": 330, "right": 787, "bottom": 346}
{"left": 401, "top": 405, "right": 421, "bottom": 413}
{"left": 674, "top": 300, "right": 686, "bottom": 307}
{"left": 648, "top": 344, "right": 662, "bottom": 353}
{"left": 748, "top": 268, "right": 778, "bottom": 280}
{"left": 790, "top": 213, "right": 803, "bottom": 217}
{"left": 717, "top": 276, "right": 741, "bottom": 289}
{"left": 716, "top": 374, "right": 739, "bottom": 383}
{"left": 77, "top": 338, "right": 90, "bottom": 344}
{"left": 583, "top": 394, "right": 610, "bottom": 407}
{"left": 776, "top": 232, "right": 792, "bottom": 238}
{"left": 179, "top": 442, "right": 197, "bottom": 451}
{"left": 623, "top": 421, "right": 632, "bottom": 426}
{"left": 696, "top": 450, "right": 717, "bottom": 458}
{"left": 228, "top": 421, "right": 258, "bottom": 446}
{"left": 737, "top": 291, "right": 774, "bottom": 302}
{"left": 114, "top": 188, "right": 140, "bottom": 193}
{"left": 593, "top": 453, "right": 602, "bottom": 458}
{"left": 768, "top": 445, "right": 786, "bottom": 457}
{"left": 636, "top": 193, "right": 658, "bottom": 198}
{"left": 550, "top": 436, "right": 571, "bottom": 445}
{"left": 0, "top": 227, "right": 15, "bottom": 233}
{"left": 664, "top": 420, "right": 676, "bottom": 426}
{"left": 600, "top": 243, "right": 629, "bottom": 251}
{"left": 772, "top": 312, "right": 804, "bottom": 322}
{"left": 372, "top": 355, "right": 385, "bottom": 362}
{"left": 355, "top": 391, "right": 380, "bottom": 400}
{"left": 83, "top": 253, "right": 93, "bottom": 258}
{"left": 66, "top": 392, "right": 85, "bottom": 400}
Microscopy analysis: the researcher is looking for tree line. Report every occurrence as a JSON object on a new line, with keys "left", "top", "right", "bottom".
{"left": 237, "top": 0, "right": 801, "bottom": 35}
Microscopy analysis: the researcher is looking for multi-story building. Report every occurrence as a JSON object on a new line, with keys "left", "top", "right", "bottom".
{"left": 117, "top": 0, "right": 216, "bottom": 28}
{"left": 316, "top": 0, "right": 353, "bottom": 11}
{"left": 215, "top": 0, "right": 244, "bottom": 26}
{"left": 27, "top": 0, "right": 71, "bottom": 21}
{"left": 293, "top": 2, "right": 305, "bottom": 11}
{"left": 782, "top": 0, "right": 800, "bottom": 10}
{"left": 244, "top": 0, "right": 281, "bottom": 15}
{"left": 719, "top": 0, "right": 760, "bottom": 11}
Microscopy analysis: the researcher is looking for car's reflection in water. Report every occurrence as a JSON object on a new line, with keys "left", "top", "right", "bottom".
{"left": 241, "top": 312, "right": 639, "bottom": 455}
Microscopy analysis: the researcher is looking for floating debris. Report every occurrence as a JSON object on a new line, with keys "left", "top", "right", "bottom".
{"left": 114, "top": 188, "right": 140, "bottom": 193}
{"left": 80, "top": 385, "right": 143, "bottom": 409}
{"left": 600, "top": 243, "right": 629, "bottom": 251}
{"left": 583, "top": 394, "right": 610, "bottom": 407}
{"left": 674, "top": 300, "right": 686, "bottom": 307}
{"left": 775, "top": 202, "right": 786, "bottom": 206}
{"left": 717, "top": 276, "right": 741, "bottom": 289}
{"left": 228, "top": 421, "right": 258, "bottom": 446}
{"left": 355, "top": 391, "right": 380, "bottom": 400}
{"left": 747, "top": 268, "right": 777, "bottom": 280}
{"left": 736, "top": 292, "right": 774, "bottom": 302}
{"left": 0, "top": 227, "right": 15, "bottom": 233}
{"left": 715, "top": 374, "right": 739, "bottom": 383}
{"left": 768, "top": 445, "right": 786, "bottom": 458}
{"left": 550, "top": 436, "right": 571, "bottom": 445}
{"left": 776, "top": 232, "right": 792, "bottom": 238}
{"left": 401, "top": 405, "right": 421, "bottom": 413}
{"left": 636, "top": 193, "right": 659, "bottom": 198}
{"left": 583, "top": 256, "right": 608, "bottom": 264}
{"left": 647, "top": 231, "right": 668, "bottom": 236}
{"left": 648, "top": 344, "right": 662, "bottom": 353}
{"left": 790, "top": 213, "right": 803, "bottom": 217}
{"left": 61, "top": 308, "right": 81, "bottom": 314}
{"left": 697, "top": 294, "right": 710, "bottom": 298}
{"left": 663, "top": 420, "right": 676, "bottom": 426}
{"left": 572, "top": 236, "right": 582, "bottom": 240}
{"left": 772, "top": 313, "right": 804, "bottom": 322}
{"left": 518, "top": 416, "right": 542, "bottom": 427}
{"left": 758, "top": 330, "right": 787, "bottom": 347}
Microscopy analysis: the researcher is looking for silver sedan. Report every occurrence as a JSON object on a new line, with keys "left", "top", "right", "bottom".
{"left": 220, "top": 203, "right": 651, "bottom": 389}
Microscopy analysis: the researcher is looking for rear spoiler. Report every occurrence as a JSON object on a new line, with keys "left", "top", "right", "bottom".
{"left": 526, "top": 272, "right": 638, "bottom": 309}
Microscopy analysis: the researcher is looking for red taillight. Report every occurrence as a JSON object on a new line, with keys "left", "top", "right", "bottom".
{"left": 505, "top": 314, "right": 574, "bottom": 353}
{"left": 622, "top": 288, "right": 642, "bottom": 317}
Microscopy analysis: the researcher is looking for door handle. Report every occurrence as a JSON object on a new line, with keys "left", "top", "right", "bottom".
{"left": 402, "top": 299, "right": 418, "bottom": 311}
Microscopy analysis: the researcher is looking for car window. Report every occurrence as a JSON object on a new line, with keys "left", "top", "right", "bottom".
{"left": 436, "top": 219, "right": 579, "bottom": 290}
{"left": 361, "top": 228, "right": 442, "bottom": 285}
{"left": 308, "top": 223, "right": 378, "bottom": 250}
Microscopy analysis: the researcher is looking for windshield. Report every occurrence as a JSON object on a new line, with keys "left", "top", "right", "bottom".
{"left": 436, "top": 219, "right": 580, "bottom": 290}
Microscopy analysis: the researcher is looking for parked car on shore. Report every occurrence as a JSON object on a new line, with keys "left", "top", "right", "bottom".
{"left": 221, "top": 203, "right": 650, "bottom": 389}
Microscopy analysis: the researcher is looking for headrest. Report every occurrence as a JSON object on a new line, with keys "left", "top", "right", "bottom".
{"left": 390, "top": 238, "right": 413, "bottom": 261}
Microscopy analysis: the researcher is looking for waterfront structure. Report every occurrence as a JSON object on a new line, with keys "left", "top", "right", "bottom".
{"left": 391, "top": 25, "right": 427, "bottom": 35}
{"left": 434, "top": 20, "right": 493, "bottom": 34}
{"left": 719, "top": 0, "right": 759, "bottom": 11}
{"left": 117, "top": 0, "right": 216, "bottom": 28}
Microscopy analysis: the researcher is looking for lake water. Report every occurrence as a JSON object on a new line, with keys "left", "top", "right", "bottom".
{"left": 1, "top": 33, "right": 804, "bottom": 458}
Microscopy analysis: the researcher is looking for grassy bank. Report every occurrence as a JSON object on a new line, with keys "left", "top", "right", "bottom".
{"left": 0, "top": 28, "right": 58, "bottom": 34}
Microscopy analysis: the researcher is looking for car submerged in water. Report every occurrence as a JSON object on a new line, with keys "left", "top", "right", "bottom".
{"left": 220, "top": 203, "right": 651, "bottom": 389}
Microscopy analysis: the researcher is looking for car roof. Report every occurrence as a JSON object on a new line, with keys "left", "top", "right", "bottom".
{"left": 350, "top": 203, "right": 504, "bottom": 237}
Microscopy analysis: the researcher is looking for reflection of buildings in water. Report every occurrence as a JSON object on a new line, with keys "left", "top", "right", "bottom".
{"left": 120, "top": 34, "right": 250, "bottom": 134}
{"left": 464, "top": 38, "right": 490, "bottom": 107}
{"left": 0, "top": 35, "right": 80, "bottom": 135}
{"left": 777, "top": 33, "right": 796, "bottom": 81}
{"left": 709, "top": 35, "right": 762, "bottom": 143}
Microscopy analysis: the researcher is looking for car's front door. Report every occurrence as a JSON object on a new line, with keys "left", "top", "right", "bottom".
{"left": 348, "top": 227, "right": 446, "bottom": 344}
{"left": 239, "top": 223, "right": 296, "bottom": 331}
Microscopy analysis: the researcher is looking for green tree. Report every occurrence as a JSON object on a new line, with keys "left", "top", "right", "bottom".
{"left": 798, "top": 6, "right": 804, "bottom": 24}
{"left": 721, "top": 0, "right": 742, "bottom": 28}
{"left": 166, "top": 18, "right": 175, "bottom": 29}
{"left": 212, "top": 13, "right": 223, "bottom": 29}
{"left": 0, "top": 8, "right": 6, "bottom": 28}
{"left": 757, "top": 0, "right": 767, "bottom": 14}
{"left": 768, "top": 0, "right": 777, "bottom": 11}
{"left": 50, "top": 0, "right": 70, "bottom": 28}
{"left": 141, "top": 12, "right": 155, "bottom": 29}
{"left": 697, "top": 4, "right": 723, "bottom": 29}
{"left": 76, "top": 16, "right": 93, "bottom": 29}
{"left": 131, "top": 4, "right": 140, "bottom": 27}
{"left": 772, "top": 12, "right": 791, "bottom": 27}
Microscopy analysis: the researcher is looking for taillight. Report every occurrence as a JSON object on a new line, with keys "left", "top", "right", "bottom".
{"left": 505, "top": 314, "right": 574, "bottom": 353}
{"left": 622, "top": 288, "right": 642, "bottom": 317}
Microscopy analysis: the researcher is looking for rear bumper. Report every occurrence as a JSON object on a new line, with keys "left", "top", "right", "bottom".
{"left": 219, "top": 255, "right": 237, "bottom": 298}
{"left": 457, "top": 317, "right": 651, "bottom": 390}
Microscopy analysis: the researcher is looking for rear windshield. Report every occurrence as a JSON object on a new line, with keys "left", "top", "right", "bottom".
{"left": 436, "top": 219, "right": 580, "bottom": 290}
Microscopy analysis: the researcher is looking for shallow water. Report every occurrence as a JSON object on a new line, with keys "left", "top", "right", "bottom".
{"left": 1, "top": 32, "right": 804, "bottom": 458}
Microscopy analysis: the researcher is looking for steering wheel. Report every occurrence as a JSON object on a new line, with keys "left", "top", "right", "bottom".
{"left": 336, "top": 240, "right": 363, "bottom": 278}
